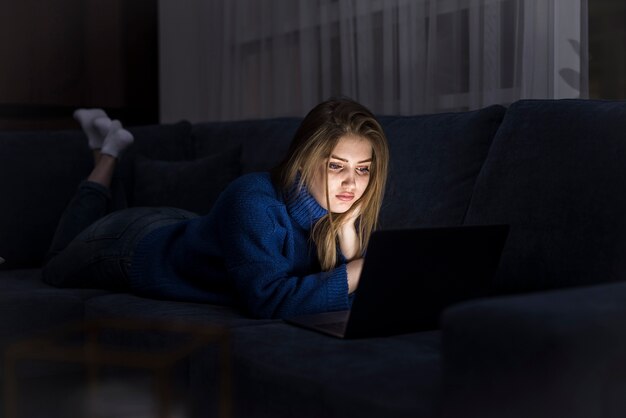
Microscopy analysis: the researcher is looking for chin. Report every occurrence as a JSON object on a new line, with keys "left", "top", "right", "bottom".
{"left": 330, "top": 203, "right": 353, "bottom": 214}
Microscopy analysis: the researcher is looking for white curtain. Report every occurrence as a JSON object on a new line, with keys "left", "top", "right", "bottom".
{"left": 159, "top": 0, "right": 588, "bottom": 123}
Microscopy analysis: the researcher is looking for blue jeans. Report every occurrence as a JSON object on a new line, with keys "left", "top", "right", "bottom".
{"left": 43, "top": 181, "right": 197, "bottom": 290}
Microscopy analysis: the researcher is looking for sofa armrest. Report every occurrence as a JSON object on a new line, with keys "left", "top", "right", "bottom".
{"left": 440, "top": 281, "right": 626, "bottom": 418}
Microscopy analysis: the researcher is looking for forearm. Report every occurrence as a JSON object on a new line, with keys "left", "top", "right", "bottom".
{"left": 231, "top": 261, "right": 351, "bottom": 318}
{"left": 340, "top": 221, "right": 364, "bottom": 294}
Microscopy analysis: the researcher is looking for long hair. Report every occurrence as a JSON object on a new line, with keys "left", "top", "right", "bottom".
{"left": 272, "top": 98, "right": 389, "bottom": 271}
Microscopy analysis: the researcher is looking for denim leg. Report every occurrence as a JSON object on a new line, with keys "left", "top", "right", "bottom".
{"left": 43, "top": 207, "right": 198, "bottom": 291}
{"left": 109, "top": 175, "right": 129, "bottom": 212}
{"left": 46, "top": 180, "right": 112, "bottom": 261}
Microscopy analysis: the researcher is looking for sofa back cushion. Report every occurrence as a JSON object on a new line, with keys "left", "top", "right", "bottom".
{"left": 192, "top": 118, "right": 302, "bottom": 173}
{"left": 117, "top": 122, "right": 195, "bottom": 203}
{"left": 464, "top": 99, "right": 626, "bottom": 292}
{"left": 377, "top": 105, "right": 506, "bottom": 229}
{"left": 132, "top": 145, "right": 242, "bottom": 216}
{"left": 0, "top": 121, "right": 192, "bottom": 268}
{"left": 192, "top": 107, "right": 505, "bottom": 231}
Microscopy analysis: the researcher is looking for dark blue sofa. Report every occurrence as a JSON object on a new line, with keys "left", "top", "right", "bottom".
{"left": 1, "top": 99, "right": 626, "bottom": 418}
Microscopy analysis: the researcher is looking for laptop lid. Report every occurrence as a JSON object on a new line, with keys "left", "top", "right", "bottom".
{"left": 344, "top": 224, "right": 509, "bottom": 338}
{"left": 285, "top": 224, "right": 509, "bottom": 338}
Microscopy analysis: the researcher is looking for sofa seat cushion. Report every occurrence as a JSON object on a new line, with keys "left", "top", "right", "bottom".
{"left": 377, "top": 104, "right": 505, "bottom": 229}
{"left": 0, "top": 269, "right": 109, "bottom": 356}
{"left": 0, "top": 268, "right": 106, "bottom": 296}
{"left": 0, "top": 269, "right": 107, "bottom": 347}
{"left": 0, "top": 268, "right": 56, "bottom": 292}
{"left": 1, "top": 291, "right": 83, "bottom": 345}
{"left": 84, "top": 293, "right": 271, "bottom": 328}
{"left": 218, "top": 323, "right": 442, "bottom": 418}
{"left": 464, "top": 99, "right": 626, "bottom": 292}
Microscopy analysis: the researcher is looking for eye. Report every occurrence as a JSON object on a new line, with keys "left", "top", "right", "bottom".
{"left": 328, "top": 162, "right": 343, "bottom": 171}
{"left": 356, "top": 166, "right": 370, "bottom": 175}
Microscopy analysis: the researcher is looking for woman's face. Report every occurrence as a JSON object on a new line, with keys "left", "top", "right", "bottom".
{"left": 308, "top": 134, "right": 373, "bottom": 213}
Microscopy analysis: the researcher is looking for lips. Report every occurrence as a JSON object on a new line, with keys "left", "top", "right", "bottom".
{"left": 336, "top": 193, "right": 355, "bottom": 202}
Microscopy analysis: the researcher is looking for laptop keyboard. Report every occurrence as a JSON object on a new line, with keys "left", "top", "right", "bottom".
{"left": 320, "top": 321, "right": 347, "bottom": 333}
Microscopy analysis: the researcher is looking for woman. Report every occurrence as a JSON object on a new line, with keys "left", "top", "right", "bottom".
{"left": 43, "top": 98, "right": 389, "bottom": 319}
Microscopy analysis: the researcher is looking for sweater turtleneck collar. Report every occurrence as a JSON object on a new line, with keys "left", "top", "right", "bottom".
{"left": 284, "top": 178, "right": 328, "bottom": 230}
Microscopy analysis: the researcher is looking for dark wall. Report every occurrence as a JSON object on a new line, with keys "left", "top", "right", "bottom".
{"left": 0, "top": 0, "right": 158, "bottom": 130}
{"left": 589, "top": 0, "right": 626, "bottom": 99}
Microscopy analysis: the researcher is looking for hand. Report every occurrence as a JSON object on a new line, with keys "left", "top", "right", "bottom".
{"left": 346, "top": 258, "right": 364, "bottom": 293}
{"left": 342, "top": 203, "right": 362, "bottom": 227}
{"left": 338, "top": 204, "right": 362, "bottom": 261}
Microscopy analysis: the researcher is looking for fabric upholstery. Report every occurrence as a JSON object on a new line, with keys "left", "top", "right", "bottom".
{"left": 84, "top": 293, "right": 271, "bottom": 328}
{"left": 0, "top": 269, "right": 107, "bottom": 296}
{"left": 192, "top": 117, "right": 301, "bottom": 173}
{"left": 377, "top": 105, "right": 506, "bottom": 229}
{"left": 0, "top": 129, "right": 92, "bottom": 268}
{"left": 0, "top": 269, "right": 107, "bottom": 346}
{"left": 117, "top": 121, "right": 194, "bottom": 204}
{"left": 6, "top": 100, "right": 626, "bottom": 418}
{"left": 464, "top": 99, "right": 626, "bottom": 293}
{"left": 192, "top": 107, "right": 506, "bottom": 230}
{"left": 132, "top": 146, "right": 242, "bottom": 215}
{"left": 441, "top": 280, "right": 626, "bottom": 418}
{"left": 0, "top": 121, "right": 193, "bottom": 268}
{"left": 193, "top": 323, "right": 443, "bottom": 418}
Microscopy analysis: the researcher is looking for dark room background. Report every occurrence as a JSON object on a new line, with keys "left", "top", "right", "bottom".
{"left": 0, "top": 0, "right": 158, "bottom": 130}
{"left": 0, "top": 0, "right": 624, "bottom": 130}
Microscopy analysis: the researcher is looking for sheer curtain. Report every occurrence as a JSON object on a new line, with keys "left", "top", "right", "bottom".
{"left": 159, "top": 0, "right": 588, "bottom": 122}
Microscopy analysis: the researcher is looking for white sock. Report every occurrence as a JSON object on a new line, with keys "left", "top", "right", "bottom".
{"left": 100, "top": 120, "right": 134, "bottom": 158}
{"left": 73, "top": 108, "right": 109, "bottom": 150}
{"left": 93, "top": 117, "right": 113, "bottom": 139}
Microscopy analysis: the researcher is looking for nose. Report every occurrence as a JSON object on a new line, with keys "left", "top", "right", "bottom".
{"left": 342, "top": 170, "right": 356, "bottom": 189}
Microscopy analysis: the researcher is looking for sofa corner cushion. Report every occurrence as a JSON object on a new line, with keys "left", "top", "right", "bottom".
{"left": 378, "top": 104, "right": 506, "bottom": 229}
{"left": 132, "top": 145, "right": 242, "bottom": 215}
{"left": 464, "top": 99, "right": 626, "bottom": 292}
{"left": 440, "top": 281, "right": 626, "bottom": 418}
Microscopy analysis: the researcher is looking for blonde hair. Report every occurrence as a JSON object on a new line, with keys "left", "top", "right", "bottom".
{"left": 272, "top": 98, "right": 389, "bottom": 270}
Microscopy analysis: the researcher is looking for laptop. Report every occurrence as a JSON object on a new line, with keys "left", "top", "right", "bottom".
{"left": 284, "top": 224, "right": 509, "bottom": 338}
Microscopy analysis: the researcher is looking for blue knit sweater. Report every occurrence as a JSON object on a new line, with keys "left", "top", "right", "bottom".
{"left": 129, "top": 172, "right": 351, "bottom": 319}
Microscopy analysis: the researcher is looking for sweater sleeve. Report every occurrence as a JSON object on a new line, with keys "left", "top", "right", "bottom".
{"left": 217, "top": 190, "right": 350, "bottom": 319}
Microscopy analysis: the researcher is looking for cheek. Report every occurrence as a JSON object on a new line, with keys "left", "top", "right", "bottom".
{"left": 356, "top": 175, "right": 370, "bottom": 196}
{"left": 326, "top": 172, "right": 342, "bottom": 190}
